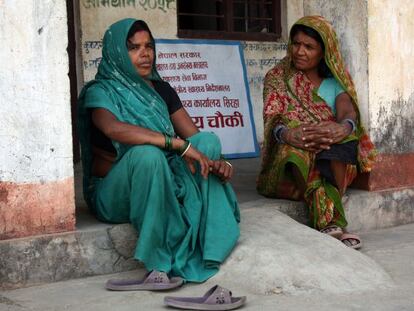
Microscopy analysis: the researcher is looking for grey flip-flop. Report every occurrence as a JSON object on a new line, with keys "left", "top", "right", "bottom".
{"left": 105, "top": 270, "right": 184, "bottom": 291}
{"left": 320, "top": 225, "right": 343, "bottom": 239}
{"left": 164, "top": 285, "right": 246, "bottom": 310}
{"left": 340, "top": 233, "right": 362, "bottom": 250}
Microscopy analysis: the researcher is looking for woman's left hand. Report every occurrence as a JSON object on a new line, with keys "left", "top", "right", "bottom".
{"left": 209, "top": 160, "right": 233, "bottom": 182}
{"left": 182, "top": 145, "right": 212, "bottom": 179}
{"left": 302, "top": 121, "right": 350, "bottom": 149}
{"left": 315, "top": 121, "right": 350, "bottom": 144}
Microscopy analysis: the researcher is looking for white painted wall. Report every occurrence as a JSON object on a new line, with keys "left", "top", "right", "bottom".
{"left": 368, "top": 0, "right": 414, "bottom": 153}
{"left": 281, "top": 0, "right": 304, "bottom": 40}
{"left": 243, "top": 42, "right": 287, "bottom": 142}
{"left": 79, "top": 0, "right": 177, "bottom": 82}
{"left": 0, "top": 1, "right": 73, "bottom": 182}
{"left": 368, "top": 0, "right": 414, "bottom": 102}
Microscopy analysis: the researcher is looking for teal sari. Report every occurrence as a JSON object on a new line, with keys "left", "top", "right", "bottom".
{"left": 77, "top": 19, "right": 240, "bottom": 282}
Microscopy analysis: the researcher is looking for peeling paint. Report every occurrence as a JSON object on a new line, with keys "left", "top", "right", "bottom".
{"left": 373, "top": 93, "right": 414, "bottom": 153}
{"left": 0, "top": 178, "right": 76, "bottom": 240}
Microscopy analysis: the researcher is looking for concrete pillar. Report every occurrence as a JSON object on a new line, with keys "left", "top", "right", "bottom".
{"left": 0, "top": 1, "right": 75, "bottom": 239}
{"left": 281, "top": 0, "right": 304, "bottom": 40}
{"left": 363, "top": 0, "right": 414, "bottom": 190}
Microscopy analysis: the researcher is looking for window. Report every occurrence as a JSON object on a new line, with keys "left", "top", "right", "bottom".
{"left": 177, "top": 0, "right": 282, "bottom": 41}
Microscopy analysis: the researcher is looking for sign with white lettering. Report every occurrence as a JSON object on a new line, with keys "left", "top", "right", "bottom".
{"left": 156, "top": 39, "right": 259, "bottom": 158}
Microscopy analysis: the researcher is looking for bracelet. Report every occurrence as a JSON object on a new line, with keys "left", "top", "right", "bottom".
{"left": 180, "top": 141, "right": 191, "bottom": 157}
{"left": 178, "top": 139, "right": 189, "bottom": 154}
{"left": 219, "top": 154, "right": 232, "bottom": 167}
{"left": 164, "top": 134, "right": 173, "bottom": 151}
{"left": 273, "top": 124, "right": 288, "bottom": 144}
{"left": 341, "top": 119, "right": 356, "bottom": 134}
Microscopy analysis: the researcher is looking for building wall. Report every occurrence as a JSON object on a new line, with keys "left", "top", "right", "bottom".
{"left": 78, "top": 1, "right": 291, "bottom": 142}
{"left": 302, "top": 0, "right": 414, "bottom": 189}
{"left": 282, "top": 0, "right": 414, "bottom": 153}
{"left": 78, "top": 1, "right": 384, "bottom": 144}
{"left": 0, "top": 1, "right": 75, "bottom": 239}
{"left": 1, "top": 1, "right": 413, "bottom": 241}
{"left": 368, "top": 0, "right": 414, "bottom": 153}
{"left": 303, "top": 0, "right": 370, "bottom": 128}
{"left": 80, "top": 0, "right": 414, "bottom": 190}
{"left": 79, "top": 0, "right": 177, "bottom": 82}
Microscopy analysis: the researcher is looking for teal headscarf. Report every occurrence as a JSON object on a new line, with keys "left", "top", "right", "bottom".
{"left": 77, "top": 18, "right": 174, "bottom": 206}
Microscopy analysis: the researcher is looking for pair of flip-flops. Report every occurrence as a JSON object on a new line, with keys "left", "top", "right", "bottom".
{"left": 320, "top": 225, "right": 362, "bottom": 249}
{"left": 106, "top": 271, "right": 246, "bottom": 310}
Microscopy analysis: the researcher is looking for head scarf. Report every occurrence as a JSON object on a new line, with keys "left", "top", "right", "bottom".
{"left": 262, "top": 15, "right": 376, "bottom": 173}
{"left": 291, "top": 15, "right": 359, "bottom": 121}
{"left": 77, "top": 18, "right": 174, "bottom": 205}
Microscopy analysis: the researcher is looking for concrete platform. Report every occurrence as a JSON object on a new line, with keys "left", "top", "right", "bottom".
{"left": 2, "top": 222, "right": 414, "bottom": 311}
{"left": 1, "top": 158, "right": 413, "bottom": 290}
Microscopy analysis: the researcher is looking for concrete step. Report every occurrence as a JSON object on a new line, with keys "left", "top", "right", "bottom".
{"left": 1, "top": 158, "right": 413, "bottom": 290}
{"left": 4, "top": 222, "right": 414, "bottom": 311}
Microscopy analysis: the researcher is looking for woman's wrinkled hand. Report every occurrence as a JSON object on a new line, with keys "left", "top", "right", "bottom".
{"left": 209, "top": 160, "right": 233, "bottom": 182}
{"left": 283, "top": 121, "right": 350, "bottom": 152}
{"left": 303, "top": 121, "right": 350, "bottom": 146}
{"left": 283, "top": 124, "right": 331, "bottom": 152}
{"left": 182, "top": 145, "right": 212, "bottom": 179}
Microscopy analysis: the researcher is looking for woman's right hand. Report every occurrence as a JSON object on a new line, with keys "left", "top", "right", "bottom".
{"left": 283, "top": 124, "right": 333, "bottom": 152}
{"left": 182, "top": 145, "right": 212, "bottom": 179}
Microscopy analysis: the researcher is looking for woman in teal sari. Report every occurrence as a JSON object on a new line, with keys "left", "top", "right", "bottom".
{"left": 78, "top": 19, "right": 240, "bottom": 288}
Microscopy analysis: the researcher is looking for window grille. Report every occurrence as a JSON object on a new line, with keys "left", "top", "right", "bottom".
{"left": 177, "top": 0, "right": 281, "bottom": 41}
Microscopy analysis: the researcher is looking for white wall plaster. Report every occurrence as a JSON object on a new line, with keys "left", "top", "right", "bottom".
{"left": 0, "top": 1, "right": 73, "bottom": 183}
{"left": 368, "top": 0, "right": 414, "bottom": 135}
{"left": 281, "top": 0, "right": 304, "bottom": 40}
{"left": 242, "top": 42, "right": 287, "bottom": 142}
{"left": 79, "top": 0, "right": 177, "bottom": 82}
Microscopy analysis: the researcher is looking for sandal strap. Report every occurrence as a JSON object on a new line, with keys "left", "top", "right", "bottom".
{"left": 143, "top": 270, "right": 169, "bottom": 284}
{"left": 204, "top": 285, "right": 232, "bottom": 305}
{"left": 320, "top": 225, "right": 342, "bottom": 233}
{"left": 340, "top": 233, "right": 360, "bottom": 242}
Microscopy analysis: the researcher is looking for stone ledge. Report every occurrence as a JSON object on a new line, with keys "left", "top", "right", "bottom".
{"left": 247, "top": 187, "right": 414, "bottom": 233}
{"left": 1, "top": 187, "right": 413, "bottom": 290}
{"left": 0, "top": 225, "right": 141, "bottom": 290}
